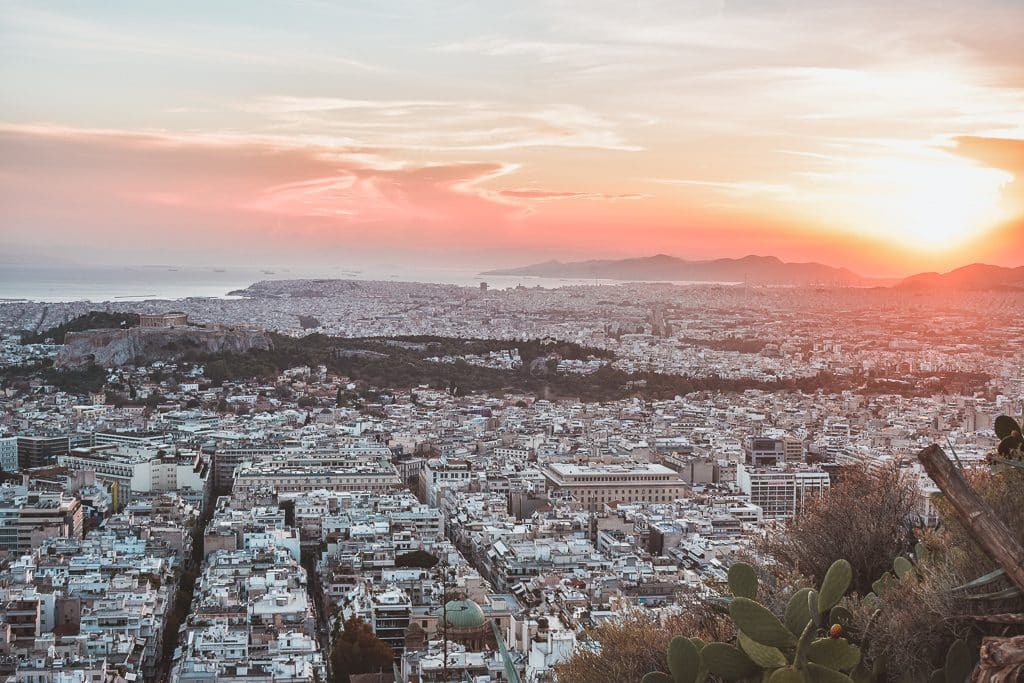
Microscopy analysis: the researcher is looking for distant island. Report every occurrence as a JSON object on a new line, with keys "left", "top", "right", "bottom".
{"left": 483, "top": 254, "right": 871, "bottom": 285}
{"left": 896, "top": 263, "right": 1024, "bottom": 291}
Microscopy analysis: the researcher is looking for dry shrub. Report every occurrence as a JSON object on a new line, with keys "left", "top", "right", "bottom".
{"left": 557, "top": 466, "right": 1024, "bottom": 683}
{"left": 554, "top": 605, "right": 734, "bottom": 683}
{"left": 855, "top": 546, "right": 970, "bottom": 679}
{"left": 853, "top": 466, "right": 1024, "bottom": 680}
{"left": 761, "top": 463, "right": 919, "bottom": 595}
{"left": 939, "top": 466, "right": 1024, "bottom": 581}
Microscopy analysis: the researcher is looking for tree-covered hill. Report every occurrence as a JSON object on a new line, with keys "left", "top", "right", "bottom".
{"left": 22, "top": 311, "right": 140, "bottom": 344}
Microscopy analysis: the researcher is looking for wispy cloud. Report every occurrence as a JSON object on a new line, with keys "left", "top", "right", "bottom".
{"left": 2, "top": 5, "right": 390, "bottom": 73}
{"left": 245, "top": 97, "right": 471, "bottom": 114}
{"left": 648, "top": 179, "right": 796, "bottom": 198}
{"left": 497, "top": 188, "right": 647, "bottom": 201}
{"left": 238, "top": 97, "right": 644, "bottom": 153}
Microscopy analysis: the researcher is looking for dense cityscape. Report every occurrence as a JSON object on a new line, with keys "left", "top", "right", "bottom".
{"left": 0, "top": 278, "right": 1020, "bottom": 682}
{"left": 5, "top": 0, "right": 1024, "bottom": 680}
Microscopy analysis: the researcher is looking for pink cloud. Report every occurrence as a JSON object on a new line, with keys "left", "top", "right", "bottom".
{"left": 496, "top": 188, "right": 648, "bottom": 201}
{"left": 3, "top": 123, "right": 1015, "bottom": 275}
{"left": 0, "top": 124, "right": 522, "bottom": 256}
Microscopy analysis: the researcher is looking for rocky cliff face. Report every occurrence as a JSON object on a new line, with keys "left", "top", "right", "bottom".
{"left": 55, "top": 327, "right": 273, "bottom": 368}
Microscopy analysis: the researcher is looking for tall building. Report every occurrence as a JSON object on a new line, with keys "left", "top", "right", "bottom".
{"left": 783, "top": 437, "right": 805, "bottom": 462}
{"left": 0, "top": 437, "right": 18, "bottom": 472}
{"left": 59, "top": 444, "right": 210, "bottom": 510}
{"left": 370, "top": 587, "right": 412, "bottom": 658}
{"left": 736, "top": 462, "right": 830, "bottom": 519}
{"left": 422, "top": 458, "right": 474, "bottom": 506}
{"left": 743, "top": 437, "right": 787, "bottom": 467}
{"left": 94, "top": 430, "right": 173, "bottom": 448}
{"left": 231, "top": 461, "right": 401, "bottom": 496}
{"left": 0, "top": 486, "right": 84, "bottom": 555}
{"left": 649, "top": 304, "right": 668, "bottom": 336}
{"left": 17, "top": 435, "right": 69, "bottom": 470}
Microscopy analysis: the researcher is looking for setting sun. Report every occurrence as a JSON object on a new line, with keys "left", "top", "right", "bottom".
{"left": 875, "top": 159, "right": 1014, "bottom": 251}
{"left": 771, "top": 148, "right": 1019, "bottom": 256}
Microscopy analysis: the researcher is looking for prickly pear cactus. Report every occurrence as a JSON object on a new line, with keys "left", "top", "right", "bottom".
{"left": 728, "top": 562, "right": 759, "bottom": 600}
{"left": 926, "top": 638, "right": 978, "bottom": 683}
{"left": 644, "top": 560, "right": 866, "bottom": 682}
{"left": 993, "top": 415, "right": 1024, "bottom": 462}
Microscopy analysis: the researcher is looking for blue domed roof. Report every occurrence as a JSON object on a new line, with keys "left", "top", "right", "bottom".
{"left": 441, "top": 598, "right": 485, "bottom": 629}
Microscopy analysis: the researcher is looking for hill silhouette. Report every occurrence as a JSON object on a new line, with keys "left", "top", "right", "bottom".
{"left": 897, "top": 263, "right": 1024, "bottom": 290}
{"left": 484, "top": 254, "right": 868, "bottom": 284}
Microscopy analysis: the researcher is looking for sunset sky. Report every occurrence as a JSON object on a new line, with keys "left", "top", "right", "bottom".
{"left": 2, "top": 0, "right": 1023, "bottom": 276}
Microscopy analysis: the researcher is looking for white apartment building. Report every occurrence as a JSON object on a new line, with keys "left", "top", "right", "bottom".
{"left": 0, "top": 437, "right": 18, "bottom": 472}
{"left": 735, "top": 462, "right": 831, "bottom": 519}
{"left": 59, "top": 445, "right": 209, "bottom": 509}
{"left": 231, "top": 462, "right": 401, "bottom": 496}
{"left": 422, "top": 458, "right": 473, "bottom": 506}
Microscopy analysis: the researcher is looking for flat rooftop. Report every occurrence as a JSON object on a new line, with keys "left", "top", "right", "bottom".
{"left": 545, "top": 463, "right": 677, "bottom": 475}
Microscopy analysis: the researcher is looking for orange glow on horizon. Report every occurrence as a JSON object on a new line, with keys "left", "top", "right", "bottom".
{"left": 1, "top": 2, "right": 1024, "bottom": 274}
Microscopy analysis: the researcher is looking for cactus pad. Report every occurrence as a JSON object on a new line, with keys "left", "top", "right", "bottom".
{"left": 700, "top": 642, "right": 759, "bottom": 680}
{"left": 828, "top": 606, "right": 853, "bottom": 628}
{"left": 730, "top": 597, "right": 797, "bottom": 648}
{"left": 667, "top": 635, "right": 700, "bottom": 683}
{"left": 805, "top": 662, "right": 855, "bottom": 682}
{"left": 737, "top": 630, "right": 788, "bottom": 669}
{"left": 994, "top": 415, "right": 1021, "bottom": 440}
{"left": 785, "top": 588, "right": 814, "bottom": 636}
{"left": 893, "top": 556, "right": 913, "bottom": 579}
{"left": 768, "top": 667, "right": 806, "bottom": 683}
{"left": 818, "top": 559, "right": 853, "bottom": 613}
{"left": 728, "top": 562, "right": 759, "bottom": 599}
{"left": 807, "top": 637, "right": 861, "bottom": 671}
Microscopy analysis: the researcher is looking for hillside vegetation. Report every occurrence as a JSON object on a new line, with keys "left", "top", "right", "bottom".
{"left": 22, "top": 311, "right": 140, "bottom": 344}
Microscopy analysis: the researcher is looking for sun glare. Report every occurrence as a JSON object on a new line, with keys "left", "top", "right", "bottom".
{"left": 898, "top": 166, "right": 1011, "bottom": 250}
{"left": 811, "top": 152, "right": 1015, "bottom": 253}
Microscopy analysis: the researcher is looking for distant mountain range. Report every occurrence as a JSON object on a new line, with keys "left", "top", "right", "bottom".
{"left": 484, "top": 255, "right": 1024, "bottom": 289}
{"left": 896, "top": 263, "right": 1024, "bottom": 290}
{"left": 483, "top": 254, "right": 870, "bottom": 285}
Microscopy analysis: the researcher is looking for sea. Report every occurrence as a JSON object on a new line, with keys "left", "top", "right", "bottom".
{"left": 0, "top": 264, "right": 664, "bottom": 303}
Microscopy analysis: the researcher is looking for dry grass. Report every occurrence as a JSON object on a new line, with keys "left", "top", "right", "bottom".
{"left": 554, "top": 605, "right": 734, "bottom": 683}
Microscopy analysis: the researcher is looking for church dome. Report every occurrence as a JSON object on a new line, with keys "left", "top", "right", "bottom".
{"left": 441, "top": 598, "right": 486, "bottom": 629}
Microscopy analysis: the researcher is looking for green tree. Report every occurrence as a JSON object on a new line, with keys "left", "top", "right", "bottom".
{"left": 205, "top": 359, "right": 229, "bottom": 386}
{"left": 279, "top": 500, "right": 295, "bottom": 527}
{"left": 394, "top": 549, "right": 439, "bottom": 569}
{"left": 331, "top": 615, "right": 394, "bottom": 683}
{"left": 21, "top": 310, "right": 140, "bottom": 344}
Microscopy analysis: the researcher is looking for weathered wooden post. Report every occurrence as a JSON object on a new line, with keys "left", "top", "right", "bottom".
{"left": 916, "top": 444, "right": 1024, "bottom": 593}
